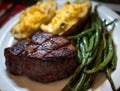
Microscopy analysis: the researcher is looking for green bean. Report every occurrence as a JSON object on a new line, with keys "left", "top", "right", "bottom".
{"left": 92, "top": 30, "right": 100, "bottom": 52}
{"left": 76, "top": 48, "right": 82, "bottom": 64}
{"left": 62, "top": 41, "right": 89, "bottom": 91}
{"left": 62, "top": 60, "right": 86, "bottom": 90}
{"left": 94, "top": 5, "right": 100, "bottom": 16}
{"left": 102, "top": 33, "right": 116, "bottom": 71}
{"left": 106, "top": 18, "right": 118, "bottom": 26}
{"left": 94, "top": 45, "right": 103, "bottom": 68}
{"left": 102, "top": 33, "right": 107, "bottom": 49}
{"left": 67, "top": 27, "right": 95, "bottom": 40}
{"left": 105, "top": 68, "right": 116, "bottom": 91}
{"left": 103, "top": 20, "right": 109, "bottom": 49}
{"left": 92, "top": 18, "right": 102, "bottom": 52}
{"left": 91, "top": 5, "right": 99, "bottom": 28}
{"left": 85, "top": 37, "right": 113, "bottom": 74}
{"left": 72, "top": 38, "right": 91, "bottom": 91}
{"left": 103, "top": 45, "right": 108, "bottom": 61}
{"left": 94, "top": 39, "right": 104, "bottom": 68}
{"left": 62, "top": 5, "right": 117, "bottom": 91}
{"left": 82, "top": 36, "right": 89, "bottom": 52}
{"left": 86, "top": 47, "right": 98, "bottom": 65}
{"left": 87, "top": 34, "right": 95, "bottom": 52}
{"left": 62, "top": 59, "right": 88, "bottom": 91}
{"left": 111, "top": 54, "right": 117, "bottom": 70}
{"left": 95, "top": 18, "right": 103, "bottom": 32}
{"left": 95, "top": 32, "right": 104, "bottom": 67}
{"left": 82, "top": 75, "right": 92, "bottom": 91}
{"left": 76, "top": 38, "right": 82, "bottom": 63}
{"left": 102, "top": 32, "right": 107, "bottom": 49}
{"left": 80, "top": 42, "right": 86, "bottom": 58}
{"left": 73, "top": 73, "right": 87, "bottom": 91}
{"left": 109, "top": 40, "right": 117, "bottom": 70}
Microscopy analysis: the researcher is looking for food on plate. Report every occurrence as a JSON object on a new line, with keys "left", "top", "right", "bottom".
{"left": 11, "top": 0, "right": 91, "bottom": 39}
{"left": 4, "top": 31, "right": 78, "bottom": 83}
{"left": 41, "top": 1, "right": 91, "bottom": 35}
{"left": 4, "top": 0, "right": 117, "bottom": 90}
{"left": 11, "top": 1, "right": 57, "bottom": 39}
{"left": 62, "top": 6, "right": 117, "bottom": 91}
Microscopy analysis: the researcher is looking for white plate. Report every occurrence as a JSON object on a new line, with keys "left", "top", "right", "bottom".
{"left": 0, "top": 1, "right": 120, "bottom": 91}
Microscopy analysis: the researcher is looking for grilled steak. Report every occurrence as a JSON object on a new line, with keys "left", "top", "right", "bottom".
{"left": 4, "top": 31, "right": 78, "bottom": 83}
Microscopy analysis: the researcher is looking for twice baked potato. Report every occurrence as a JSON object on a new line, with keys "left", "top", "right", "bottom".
{"left": 41, "top": 1, "right": 91, "bottom": 36}
{"left": 11, "top": 1, "right": 57, "bottom": 39}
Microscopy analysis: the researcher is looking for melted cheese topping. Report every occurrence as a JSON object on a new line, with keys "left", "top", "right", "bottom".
{"left": 41, "top": 1, "right": 91, "bottom": 35}
{"left": 12, "top": 1, "right": 57, "bottom": 39}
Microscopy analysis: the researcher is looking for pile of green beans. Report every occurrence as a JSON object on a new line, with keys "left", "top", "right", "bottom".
{"left": 62, "top": 6, "right": 117, "bottom": 91}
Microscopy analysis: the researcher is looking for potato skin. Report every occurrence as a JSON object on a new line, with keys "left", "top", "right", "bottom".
{"left": 60, "top": 1, "right": 91, "bottom": 36}
{"left": 41, "top": 1, "right": 91, "bottom": 36}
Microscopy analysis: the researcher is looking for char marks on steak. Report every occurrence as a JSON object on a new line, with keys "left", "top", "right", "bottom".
{"left": 4, "top": 31, "right": 78, "bottom": 83}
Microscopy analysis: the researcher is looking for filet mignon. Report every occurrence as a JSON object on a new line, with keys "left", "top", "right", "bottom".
{"left": 4, "top": 31, "right": 78, "bottom": 83}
